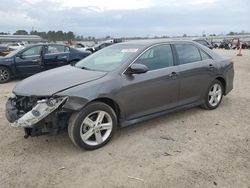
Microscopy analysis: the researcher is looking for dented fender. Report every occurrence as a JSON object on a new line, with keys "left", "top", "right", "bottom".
{"left": 61, "top": 96, "right": 89, "bottom": 111}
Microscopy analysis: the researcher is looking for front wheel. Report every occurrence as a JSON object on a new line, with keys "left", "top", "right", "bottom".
{"left": 0, "top": 66, "right": 11, "bottom": 83}
{"left": 202, "top": 80, "right": 224, "bottom": 110}
{"left": 68, "top": 102, "right": 117, "bottom": 150}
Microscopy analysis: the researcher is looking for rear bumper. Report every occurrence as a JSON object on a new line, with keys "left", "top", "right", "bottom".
{"left": 225, "top": 64, "right": 234, "bottom": 95}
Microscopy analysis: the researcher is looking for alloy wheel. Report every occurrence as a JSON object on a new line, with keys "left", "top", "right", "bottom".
{"left": 0, "top": 68, "right": 9, "bottom": 82}
{"left": 208, "top": 83, "right": 222, "bottom": 107}
{"left": 80, "top": 110, "right": 113, "bottom": 146}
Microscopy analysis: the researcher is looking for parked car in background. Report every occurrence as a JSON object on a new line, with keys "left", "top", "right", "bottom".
{"left": 0, "top": 44, "right": 90, "bottom": 83}
{"left": 5, "top": 40, "right": 234, "bottom": 150}
{"left": 7, "top": 42, "right": 25, "bottom": 50}
{"left": 242, "top": 42, "right": 250, "bottom": 49}
{"left": 73, "top": 43, "right": 92, "bottom": 53}
{"left": 218, "top": 41, "right": 230, "bottom": 49}
{"left": 74, "top": 43, "right": 85, "bottom": 50}
{"left": 86, "top": 42, "right": 113, "bottom": 53}
{"left": 193, "top": 39, "right": 213, "bottom": 49}
{"left": 0, "top": 45, "right": 13, "bottom": 56}
{"left": 211, "top": 42, "right": 220, "bottom": 49}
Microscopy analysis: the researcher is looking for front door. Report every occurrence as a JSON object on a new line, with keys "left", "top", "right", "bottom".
{"left": 15, "top": 45, "right": 44, "bottom": 76}
{"left": 119, "top": 44, "right": 180, "bottom": 120}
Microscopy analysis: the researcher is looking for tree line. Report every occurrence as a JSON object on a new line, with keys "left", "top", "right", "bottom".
{"left": 0, "top": 30, "right": 77, "bottom": 42}
{"left": 12, "top": 30, "right": 75, "bottom": 42}
{"left": 0, "top": 30, "right": 249, "bottom": 42}
{"left": 3, "top": 30, "right": 98, "bottom": 42}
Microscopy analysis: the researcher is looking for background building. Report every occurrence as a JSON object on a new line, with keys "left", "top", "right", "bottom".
{"left": 0, "top": 35, "right": 46, "bottom": 44}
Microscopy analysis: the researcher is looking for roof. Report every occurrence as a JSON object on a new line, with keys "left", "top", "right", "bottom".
{"left": 123, "top": 38, "right": 196, "bottom": 47}
{"left": 119, "top": 38, "right": 223, "bottom": 61}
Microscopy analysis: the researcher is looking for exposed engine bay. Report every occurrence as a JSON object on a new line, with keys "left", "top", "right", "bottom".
{"left": 6, "top": 95, "right": 71, "bottom": 138}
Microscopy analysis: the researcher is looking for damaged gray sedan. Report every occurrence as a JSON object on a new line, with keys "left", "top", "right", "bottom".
{"left": 5, "top": 40, "right": 234, "bottom": 150}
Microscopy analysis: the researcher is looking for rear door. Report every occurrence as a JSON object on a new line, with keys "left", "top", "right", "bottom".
{"left": 43, "top": 44, "right": 70, "bottom": 70}
{"left": 174, "top": 43, "right": 215, "bottom": 105}
{"left": 15, "top": 45, "right": 44, "bottom": 76}
{"left": 119, "top": 44, "right": 180, "bottom": 120}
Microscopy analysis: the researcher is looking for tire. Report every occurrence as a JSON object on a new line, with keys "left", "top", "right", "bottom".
{"left": 201, "top": 79, "right": 224, "bottom": 110}
{"left": 68, "top": 102, "right": 117, "bottom": 150}
{"left": 0, "top": 66, "right": 11, "bottom": 83}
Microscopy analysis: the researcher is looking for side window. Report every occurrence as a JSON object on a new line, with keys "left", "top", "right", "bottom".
{"left": 200, "top": 50, "right": 211, "bottom": 60}
{"left": 175, "top": 44, "right": 201, "bottom": 64}
{"left": 22, "top": 46, "right": 42, "bottom": 57}
{"left": 140, "top": 48, "right": 154, "bottom": 59}
{"left": 135, "top": 44, "right": 174, "bottom": 71}
{"left": 47, "top": 45, "right": 65, "bottom": 54}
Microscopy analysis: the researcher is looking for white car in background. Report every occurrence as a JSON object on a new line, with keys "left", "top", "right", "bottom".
{"left": 72, "top": 43, "right": 91, "bottom": 52}
{"left": 7, "top": 42, "right": 25, "bottom": 50}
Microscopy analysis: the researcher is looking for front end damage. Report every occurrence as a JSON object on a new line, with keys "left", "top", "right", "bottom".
{"left": 6, "top": 95, "right": 71, "bottom": 138}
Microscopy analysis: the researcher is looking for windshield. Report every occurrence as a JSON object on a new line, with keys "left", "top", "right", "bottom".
{"left": 75, "top": 44, "right": 141, "bottom": 72}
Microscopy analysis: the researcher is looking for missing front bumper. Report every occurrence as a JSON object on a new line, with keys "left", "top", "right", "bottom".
{"left": 7, "top": 97, "right": 67, "bottom": 128}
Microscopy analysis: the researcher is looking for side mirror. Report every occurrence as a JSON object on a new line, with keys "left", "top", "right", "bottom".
{"left": 125, "top": 63, "right": 148, "bottom": 75}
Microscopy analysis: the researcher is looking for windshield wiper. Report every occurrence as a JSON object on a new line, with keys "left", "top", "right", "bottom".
{"left": 75, "top": 65, "right": 104, "bottom": 72}
{"left": 73, "top": 64, "right": 91, "bottom": 70}
{"left": 80, "top": 66, "right": 90, "bottom": 70}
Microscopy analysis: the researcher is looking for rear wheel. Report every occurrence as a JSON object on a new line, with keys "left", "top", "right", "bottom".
{"left": 68, "top": 102, "right": 117, "bottom": 150}
{"left": 0, "top": 66, "right": 11, "bottom": 83}
{"left": 202, "top": 80, "right": 224, "bottom": 110}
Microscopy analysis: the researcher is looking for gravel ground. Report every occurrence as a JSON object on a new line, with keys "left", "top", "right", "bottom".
{"left": 0, "top": 49, "right": 249, "bottom": 188}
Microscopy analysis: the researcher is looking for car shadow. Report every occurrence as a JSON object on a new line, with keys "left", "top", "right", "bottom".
{"left": 24, "top": 106, "right": 203, "bottom": 152}
{"left": 17, "top": 97, "right": 231, "bottom": 154}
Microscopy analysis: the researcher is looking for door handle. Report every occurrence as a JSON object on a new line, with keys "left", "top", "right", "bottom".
{"left": 61, "top": 56, "right": 67, "bottom": 59}
{"left": 32, "top": 59, "right": 39, "bottom": 63}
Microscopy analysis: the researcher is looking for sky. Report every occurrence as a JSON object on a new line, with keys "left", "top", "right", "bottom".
{"left": 0, "top": 0, "right": 249, "bottom": 37}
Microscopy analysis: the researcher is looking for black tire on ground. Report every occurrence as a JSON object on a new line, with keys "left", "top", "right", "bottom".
{"left": 0, "top": 66, "right": 11, "bottom": 83}
{"left": 68, "top": 102, "right": 117, "bottom": 150}
{"left": 201, "top": 79, "right": 224, "bottom": 110}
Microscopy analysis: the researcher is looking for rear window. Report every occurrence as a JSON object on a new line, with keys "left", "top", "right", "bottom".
{"left": 175, "top": 44, "right": 201, "bottom": 64}
{"left": 47, "top": 45, "right": 67, "bottom": 54}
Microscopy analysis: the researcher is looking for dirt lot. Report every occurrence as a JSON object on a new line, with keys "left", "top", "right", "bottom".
{"left": 0, "top": 49, "right": 249, "bottom": 188}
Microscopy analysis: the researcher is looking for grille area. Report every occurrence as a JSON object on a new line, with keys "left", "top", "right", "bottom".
{"left": 14, "top": 96, "right": 47, "bottom": 113}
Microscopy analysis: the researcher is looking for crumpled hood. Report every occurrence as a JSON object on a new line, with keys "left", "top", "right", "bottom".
{"left": 13, "top": 65, "right": 107, "bottom": 96}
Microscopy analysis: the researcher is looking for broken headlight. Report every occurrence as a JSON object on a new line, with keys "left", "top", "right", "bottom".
{"left": 11, "top": 97, "right": 68, "bottom": 128}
